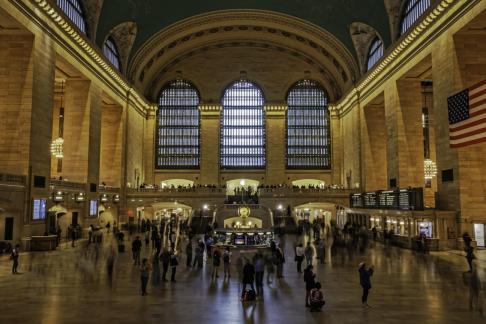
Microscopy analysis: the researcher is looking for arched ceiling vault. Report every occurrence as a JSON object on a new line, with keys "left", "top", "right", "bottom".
{"left": 129, "top": 10, "right": 360, "bottom": 103}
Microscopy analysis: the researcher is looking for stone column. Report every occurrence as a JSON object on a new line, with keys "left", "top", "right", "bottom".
{"left": 384, "top": 79, "right": 424, "bottom": 188}
{"left": 199, "top": 104, "right": 221, "bottom": 185}
{"left": 143, "top": 105, "right": 157, "bottom": 185}
{"left": 264, "top": 104, "right": 287, "bottom": 184}
{"left": 330, "top": 108, "right": 343, "bottom": 186}
{"left": 100, "top": 102, "right": 125, "bottom": 186}
{"left": 361, "top": 101, "right": 387, "bottom": 191}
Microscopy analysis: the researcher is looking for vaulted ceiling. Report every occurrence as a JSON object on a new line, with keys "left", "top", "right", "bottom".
{"left": 96, "top": 0, "right": 391, "bottom": 57}
{"left": 90, "top": 1, "right": 408, "bottom": 102}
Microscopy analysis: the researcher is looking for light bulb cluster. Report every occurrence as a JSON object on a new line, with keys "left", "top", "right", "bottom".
{"left": 50, "top": 137, "right": 64, "bottom": 158}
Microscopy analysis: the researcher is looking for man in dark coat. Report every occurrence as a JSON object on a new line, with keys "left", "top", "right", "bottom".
{"left": 359, "top": 262, "right": 374, "bottom": 308}
{"left": 242, "top": 259, "right": 256, "bottom": 293}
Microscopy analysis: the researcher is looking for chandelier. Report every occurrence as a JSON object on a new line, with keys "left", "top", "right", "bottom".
{"left": 424, "top": 159, "right": 437, "bottom": 180}
{"left": 51, "top": 137, "right": 64, "bottom": 158}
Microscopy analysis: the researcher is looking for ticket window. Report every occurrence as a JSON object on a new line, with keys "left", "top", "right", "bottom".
{"left": 418, "top": 221, "right": 433, "bottom": 238}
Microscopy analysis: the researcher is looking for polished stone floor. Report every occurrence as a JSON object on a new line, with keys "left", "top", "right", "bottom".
{"left": 1, "top": 234, "right": 485, "bottom": 324}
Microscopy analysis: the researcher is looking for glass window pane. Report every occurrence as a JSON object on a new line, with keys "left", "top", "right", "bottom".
{"left": 56, "top": 0, "right": 87, "bottom": 34}
{"left": 400, "top": 0, "right": 431, "bottom": 35}
{"left": 156, "top": 80, "right": 200, "bottom": 168}
{"left": 286, "top": 80, "right": 330, "bottom": 169}
{"left": 220, "top": 80, "right": 265, "bottom": 168}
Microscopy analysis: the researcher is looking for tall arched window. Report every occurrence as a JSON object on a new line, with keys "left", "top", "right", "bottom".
{"left": 400, "top": 0, "right": 431, "bottom": 35}
{"left": 366, "top": 37, "right": 384, "bottom": 71}
{"left": 57, "top": 0, "right": 87, "bottom": 34}
{"left": 156, "top": 80, "right": 200, "bottom": 168}
{"left": 287, "top": 80, "right": 330, "bottom": 169}
{"left": 221, "top": 80, "right": 265, "bottom": 168}
{"left": 103, "top": 37, "right": 121, "bottom": 71}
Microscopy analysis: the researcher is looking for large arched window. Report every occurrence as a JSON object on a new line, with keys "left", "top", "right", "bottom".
{"left": 220, "top": 80, "right": 265, "bottom": 168}
{"left": 286, "top": 80, "right": 330, "bottom": 169}
{"left": 366, "top": 37, "right": 384, "bottom": 71}
{"left": 400, "top": 0, "right": 431, "bottom": 35}
{"left": 103, "top": 37, "right": 121, "bottom": 71}
{"left": 57, "top": 0, "right": 87, "bottom": 34}
{"left": 156, "top": 80, "right": 200, "bottom": 168}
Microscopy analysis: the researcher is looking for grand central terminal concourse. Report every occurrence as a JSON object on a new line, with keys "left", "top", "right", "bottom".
{"left": 1, "top": 0, "right": 486, "bottom": 323}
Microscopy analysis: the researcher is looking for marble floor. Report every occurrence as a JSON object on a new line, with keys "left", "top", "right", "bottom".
{"left": 1, "top": 235, "right": 485, "bottom": 324}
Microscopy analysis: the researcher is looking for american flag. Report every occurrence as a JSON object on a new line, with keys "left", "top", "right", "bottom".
{"left": 448, "top": 80, "right": 486, "bottom": 148}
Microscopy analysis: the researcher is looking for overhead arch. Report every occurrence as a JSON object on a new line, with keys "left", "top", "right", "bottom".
{"left": 128, "top": 10, "right": 359, "bottom": 103}
{"left": 105, "top": 21, "right": 137, "bottom": 74}
{"left": 349, "top": 22, "right": 384, "bottom": 74}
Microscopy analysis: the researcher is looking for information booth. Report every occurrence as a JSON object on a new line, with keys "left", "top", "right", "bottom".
{"left": 213, "top": 206, "right": 274, "bottom": 248}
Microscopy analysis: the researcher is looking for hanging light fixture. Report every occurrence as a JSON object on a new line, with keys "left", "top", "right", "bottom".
{"left": 51, "top": 137, "right": 64, "bottom": 158}
{"left": 51, "top": 80, "right": 65, "bottom": 170}
{"left": 424, "top": 158, "right": 437, "bottom": 180}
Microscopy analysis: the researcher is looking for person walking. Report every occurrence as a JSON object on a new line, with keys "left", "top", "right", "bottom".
{"left": 466, "top": 246, "right": 476, "bottom": 272}
{"left": 317, "top": 239, "right": 325, "bottom": 264}
{"left": 265, "top": 253, "right": 275, "bottom": 284}
{"left": 358, "top": 262, "right": 374, "bottom": 308}
{"left": 151, "top": 251, "right": 161, "bottom": 287}
{"left": 186, "top": 240, "right": 193, "bottom": 268}
{"left": 132, "top": 236, "right": 142, "bottom": 266}
{"left": 255, "top": 253, "right": 265, "bottom": 297}
{"left": 140, "top": 258, "right": 151, "bottom": 296}
{"left": 242, "top": 259, "right": 256, "bottom": 294}
{"left": 88, "top": 225, "right": 93, "bottom": 244}
{"left": 212, "top": 246, "right": 221, "bottom": 279}
{"left": 304, "top": 242, "right": 314, "bottom": 267}
{"left": 170, "top": 251, "right": 178, "bottom": 282}
{"left": 11, "top": 244, "right": 20, "bottom": 274}
{"left": 295, "top": 243, "right": 305, "bottom": 273}
{"left": 275, "top": 244, "right": 285, "bottom": 279}
{"left": 106, "top": 246, "right": 116, "bottom": 288}
{"left": 161, "top": 248, "right": 171, "bottom": 282}
{"left": 223, "top": 247, "right": 232, "bottom": 278}
{"left": 71, "top": 227, "right": 76, "bottom": 247}
{"left": 304, "top": 265, "right": 316, "bottom": 307}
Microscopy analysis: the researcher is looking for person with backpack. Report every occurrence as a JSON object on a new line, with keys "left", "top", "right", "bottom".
{"left": 242, "top": 258, "right": 256, "bottom": 296}
{"left": 304, "top": 265, "right": 316, "bottom": 307}
{"left": 132, "top": 236, "right": 142, "bottom": 266}
{"left": 304, "top": 242, "right": 314, "bottom": 267}
{"left": 212, "top": 246, "right": 221, "bottom": 279}
{"left": 359, "top": 262, "right": 374, "bottom": 308}
{"left": 309, "top": 282, "right": 325, "bottom": 312}
{"left": 223, "top": 247, "right": 232, "bottom": 278}
{"left": 11, "top": 244, "right": 20, "bottom": 274}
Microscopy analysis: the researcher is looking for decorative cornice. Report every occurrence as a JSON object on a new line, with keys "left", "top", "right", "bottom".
{"left": 264, "top": 104, "right": 288, "bottom": 117}
{"left": 336, "top": 0, "right": 471, "bottom": 117}
{"left": 28, "top": 0, "right": 150, "bottom": 114}
{"left": 199, "top": 104, "right": 222, "bottom": 117}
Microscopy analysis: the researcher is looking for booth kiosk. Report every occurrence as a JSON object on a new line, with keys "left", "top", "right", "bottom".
{"left": 213, "top": 206, "right": 274, "bottom": 248}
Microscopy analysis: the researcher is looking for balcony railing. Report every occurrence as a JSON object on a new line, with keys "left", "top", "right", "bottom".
{"left": 0, "top": 173, "right": 26, "bottom": 186}
{"left": 49, "top": 179, "right": 85, "bottom": 190}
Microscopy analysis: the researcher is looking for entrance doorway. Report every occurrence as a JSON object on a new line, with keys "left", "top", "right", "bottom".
{"left": 474, "top": 223, "right": 485, "bottom": 247}
{"left": 4, "top": 217, "right": 13, "bottom": 240}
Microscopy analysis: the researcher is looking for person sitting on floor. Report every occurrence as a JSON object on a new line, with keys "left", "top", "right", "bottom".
{"left": 309, "top": 282, "right": 325, "bottom": 312}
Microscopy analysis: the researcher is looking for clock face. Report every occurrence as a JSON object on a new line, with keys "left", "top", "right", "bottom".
{"left": 238, "top": 206, "right": 250, "bottom": 219}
